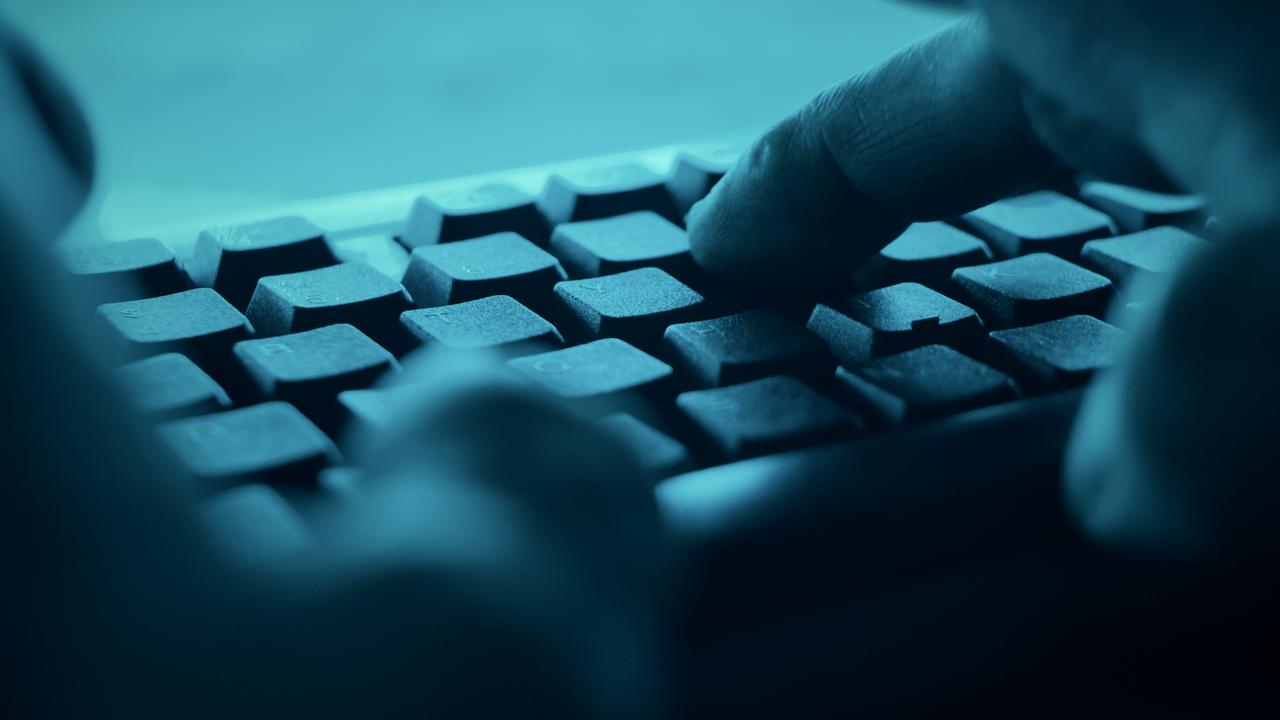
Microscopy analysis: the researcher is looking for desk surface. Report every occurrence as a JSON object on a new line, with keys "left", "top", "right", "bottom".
{"left": 5, "top": 0, "right": 950, "bottom": 235}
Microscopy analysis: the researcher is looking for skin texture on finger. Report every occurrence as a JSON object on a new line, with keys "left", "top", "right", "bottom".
{"left": 687, "top": 17, "right": 1062, "bottom": 295}
{"left": 975, "top": 0, "right": 1280, "bottom": 222}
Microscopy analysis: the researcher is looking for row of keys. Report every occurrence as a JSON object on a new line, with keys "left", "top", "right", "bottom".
{"left": 159, "top": 306, "right": 1126, "bottom": 493}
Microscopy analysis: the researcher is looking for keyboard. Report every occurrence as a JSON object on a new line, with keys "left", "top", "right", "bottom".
{"left": 58, "top": 143, "right": 1208, "bottom": 711}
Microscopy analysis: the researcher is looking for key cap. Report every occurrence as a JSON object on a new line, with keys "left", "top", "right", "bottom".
{"left": 539, "top": 163, "right": 681, "bottom": 226}
{"left": 555, "top": 267, "right": 707, "bottom": 348}
{"left": 158, "top": 402, "right": 339, "bottom": 490}
{"left": 988, "top": 315, "right": 1125, "bottom": 391}
{"left": 665, "top": 309, "right": 833, "bottom": 388}
{"left": 337, "top": 388, "right": 395, "bottom": 435}
{"left": 549, "top": 211, "right": 693, "bottom": 279}
{"left": 601, "top": 413, "right": 694, "bottom": 478}
{"left": 114, "top": 353, "right": 231, "bottom": 418}
{"left": 57, "top": 237, "right": 187, "bottom": 302}
{"left": 234, "top": 324, "right": 398, "bottom": 430}
{"left": 667, "top": 147, "right": 738, "bottom": 212}
{"left": 1079, "top": 226, "right": 1206, "bottom": 286}
{"left": 401, "top": 184, "right": 550, "bottom": 248}
{"left": 1079, "top": 180, "right": 1205, "bottom": 233}
{"left": 509, "top": 338, "right": 673, "bottom": 401}
{"left": 807, "top": 282, "right": 984, "bottom": 366}
{"left": 950, "top": 253, "right": 1113, "bottom": 329}
{"left": 854, "top": 222, "right": 993, "bottom": 291}
{"left": 98, "top": 288, "right": 254, "bottom": 366}
{"left": 401, "top": 233, "right": 567, "bottom": 316}
{"left": 835, "top": 344, "right": 1019, "bottom": 424}
{"left": 328, "top": 234, "right": 411, "bottom": 283}
{"left": 961, "top": 191, "right": 1116, "bottom": 257}
{"left": 245, "top": 262, "right": 414, "bottom": 352}
{"left": 676, "top": 376, "right": 860, "bottom": 461}
{"left": 187, "top": 216, "right": 336, "bottom": 308}
{"left": 400, "top": 295, "right": 562, "bottom": 352}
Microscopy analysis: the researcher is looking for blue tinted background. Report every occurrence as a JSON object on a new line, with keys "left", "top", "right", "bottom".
{"left": 3, "top": 0, "right": 950, "bottom": 233}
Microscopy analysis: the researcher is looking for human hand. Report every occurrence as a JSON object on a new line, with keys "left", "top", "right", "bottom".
{"left": 1, "top": 22, "right": 668, "bottom": 718}
{"left": 688, "top": 1, "right": 1280, "bottom": 560}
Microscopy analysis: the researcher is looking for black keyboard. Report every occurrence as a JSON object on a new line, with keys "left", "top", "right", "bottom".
{"left": 58, "top": 142, "right": 1209, "bottom": 637}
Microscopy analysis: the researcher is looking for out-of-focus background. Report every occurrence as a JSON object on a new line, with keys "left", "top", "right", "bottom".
{"left": 3, "top": 0, "right": 951, "bottom": 234}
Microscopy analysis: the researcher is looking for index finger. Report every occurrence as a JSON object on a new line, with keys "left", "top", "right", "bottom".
{"left": 687, "top": 16, "right": 1059, "bottom": 293}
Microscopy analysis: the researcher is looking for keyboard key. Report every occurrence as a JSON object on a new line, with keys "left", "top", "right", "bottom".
{"left": 98, "top": 288, "right": 254, "bottom": 363}
{"left": 57, "top": 237, "right": 187, "bottom": 301}
{"left": 401, "top": 233, "right": 566, "bottom": 314}
{"left": 664, "top": 309, "right": 832, "bottom": 388}
{"left": 401, "top": 184, "right": 550, "bottom": 248}
{"left": 509, "top": 338, "right": 672, "bottom": 401}
{"left": 337, "top": 388, "right": 395, "bottom": 435}
{"left": 400, "top": 295, "right": 562, "bottom": 352}
{"left": 245, "top": 262, "right": 413, "bottom": 352}
{"left": 187, "top": 216, "right": 336, "bottom": 308}
{"left": 854, "top": 222, "right": 992, "bottom": 291}
{"left": 114, "top": 353, "right": 230, "bottom": 418}
{"left": 539, "top": 163, "right": 681, "bottom": 226}
{"left": 234, "top": 324, "right": 398, "bottom": 429}
{"left": 601, "top": 413, "right": 694, "bottom": 478}
{"left": 200, "top": 484, "right": 310, "bottom": 560}
{"left": 806, "top": 282, "right": 984, "bottom": 365}
{"left": 1079, "top": 227, "right": 1207, "bottom": 285}
{"left": 328, "top": 234, "right": 411, "bottom": 283}
{"left": 555, "top": 267, "right": 707, "bottom": 348}
{"left": 158, "top": 402, "right": 339, "bottom": 490}
{"left": 961, "top": 191, "right": 1116, "bottom": 257}
{"left": 676, "top": 376, "right": 860, "bottom": 461}
{"left": 950, "top": 253, "right": 1113, "bottom": 329}
{"left": 1079, "top": 180, "right": 1205, "bottom": 233}
{"left": 667, "top": 147, "right": 738, "bottom": 211}
{"left": 835, "top": 345, "right": 1018, "bottom": 424}
{"left": 549, "top": 211, "right": 693, "bottom": 279}
{"left": 988, "top": 315, "right": 1125, "bottom": 390}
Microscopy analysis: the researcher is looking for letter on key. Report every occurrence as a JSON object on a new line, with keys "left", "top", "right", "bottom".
{"left": 187, "top": 216, "right": 336, "bottom": 308}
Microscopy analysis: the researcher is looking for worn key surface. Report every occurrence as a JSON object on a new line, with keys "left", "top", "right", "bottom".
{"left": 187, "top": 216, "right": 336, "bottom": 308}
{"left": 401, "top": 184, "right": 550, "bottom": 248}
{"left": 245, "top": 262, "right": 413, "bottom": 352}
{"left": 234, "top": 324, "right": 397, "bottom": 430}
{"left": 988, "top": 315, "right": 1125, "bottom": 391}
{"left": 509, "top": 338, "right": 673, "bottom": 402}
{"left": 57, "top": 237, "right": 187, "bottom": 302}
{"left": 665, "top": 309, "right": 832, "bottom": 388}
{"left": 401, "top": 232, "right": 566, "bottom": 315}
{"left": 1079, "top": 226, "right": 1206, "bottom": 286}
{"left": 1079, "top": 181, "right": 1205, "bottom": 233}
{"left": 807, "top": 282, "right": 984, "bottom": 366}
{"left": 555, "top": 267, "right": 707, "bottom": 348}
{"left": 400, "top": 295, "right": 562, "bottom": 352}
{"left": 855, "top": 222, "right": 993, "bottom": 291}
{"left": 158, "top": 402, "right": 339, "bottom": 490}
{"left": 950, "top": 253, "right": 1113, "bottom": 329}
{"left": 539, "top": 163, "right": 682, "bottom": 226}
{"left": 98, "top": 288, "right": 254, "bottom": 364}
{"left": 549, "top": 211, "right": 694, "bottom": 279}
{"left": 676, "top": 376, "right": 861, "bottom": 461}
{"left": 114, "top": 352, "right": 230, "bottom": 418}
{"left": 961, "top": 191, "right": 1116, "bottom": 257}
{"left": 601, "top": 412, "right": 694, "bottom": 479}
{"left": 835, "top": 344, "right": 1019, "bottom": 424}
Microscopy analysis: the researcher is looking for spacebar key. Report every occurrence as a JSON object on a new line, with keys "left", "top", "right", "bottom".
{"left": 657, "top": 390, "right": 1082, "bottom": 634}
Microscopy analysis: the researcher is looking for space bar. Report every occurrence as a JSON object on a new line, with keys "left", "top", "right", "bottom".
{"left": 657, "top": 390, "right": 1083, "bottom": 634}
